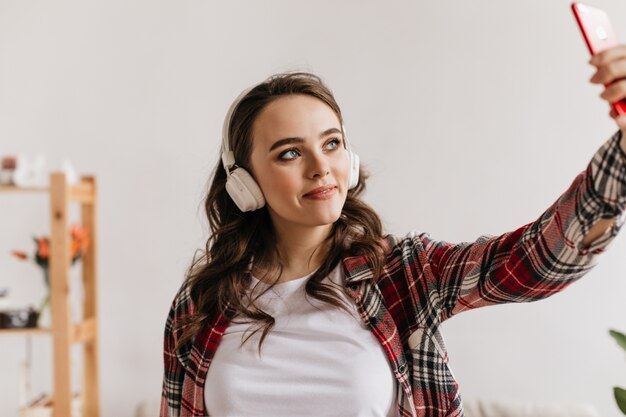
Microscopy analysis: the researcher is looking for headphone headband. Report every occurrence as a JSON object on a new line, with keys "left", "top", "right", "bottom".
{"left": 221, "top": 85, "right": 256, "bottom": 174}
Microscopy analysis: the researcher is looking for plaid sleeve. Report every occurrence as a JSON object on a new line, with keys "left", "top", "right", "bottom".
{"left": 160, "top": 283, "right": 193, "bottom": 417}
{"left": 416, "top": 130, "right": 626, "bottom": 322}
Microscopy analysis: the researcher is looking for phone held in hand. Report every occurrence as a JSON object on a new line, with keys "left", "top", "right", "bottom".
{"left": 572, "top": 2, "right": 626, "bottom": 116}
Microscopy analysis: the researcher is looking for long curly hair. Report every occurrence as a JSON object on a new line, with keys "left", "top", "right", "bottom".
{"left": 174, "top": 71, "right": 391, "bottom": 353}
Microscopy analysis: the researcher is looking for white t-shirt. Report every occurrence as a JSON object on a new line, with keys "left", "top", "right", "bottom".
{"left": 204, "top": 262, "right": 400, "bottom": 417}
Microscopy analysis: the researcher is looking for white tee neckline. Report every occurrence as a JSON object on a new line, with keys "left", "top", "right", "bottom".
{"left": 249, "top": 268, "right": 319, "bottom": 288}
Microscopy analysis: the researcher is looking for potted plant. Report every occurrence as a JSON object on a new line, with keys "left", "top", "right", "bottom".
{"left": 10, "top": 224, "right": 90, "bottom": 327}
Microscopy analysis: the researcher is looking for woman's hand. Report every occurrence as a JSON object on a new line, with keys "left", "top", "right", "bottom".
{"left": 589, "top": 44, "right": 626, "bottom": 131}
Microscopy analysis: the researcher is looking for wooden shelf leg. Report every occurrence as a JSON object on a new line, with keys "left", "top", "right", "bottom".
{"left": 50, "top": 173, "right": 72, "bottom": 417}
{"left": 81, "top": 176, "right": 100, "bottom": 417}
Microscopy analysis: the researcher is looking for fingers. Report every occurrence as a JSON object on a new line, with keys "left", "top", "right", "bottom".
{"left": 593, "top": 45, "right": 626, "bottom": 131}
{"left": 599, "top": 79, "right": 626, "bottom": 102}
{"left": 590, "top": 44, "right": 626, "bottom": 66}
{"left": 589, "top": 59, "right": 626, "bottom": 84}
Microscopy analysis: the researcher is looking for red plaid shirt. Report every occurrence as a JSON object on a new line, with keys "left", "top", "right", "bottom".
{"left": 161, "top": 130, "right": 626, "bottom": 417}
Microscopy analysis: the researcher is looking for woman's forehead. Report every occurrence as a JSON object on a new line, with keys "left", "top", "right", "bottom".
{"left": 253, "top": 95, "right": 341, "bottom": 137}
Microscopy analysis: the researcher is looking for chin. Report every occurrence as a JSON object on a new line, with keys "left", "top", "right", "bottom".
{"left": 311, "top": 211, "right": 343, "bottom": 225}
{"left": 292, "top": 207, "right": 342, "bottom": 224}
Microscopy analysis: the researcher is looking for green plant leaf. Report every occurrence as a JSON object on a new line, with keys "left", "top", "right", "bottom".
{"left": 615, "top": 387, "right": 626, "bottom": 415}
{"left": 610, "top": 329, "right": 626, "bottom": 353}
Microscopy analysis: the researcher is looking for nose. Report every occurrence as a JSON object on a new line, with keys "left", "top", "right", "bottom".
{"left": 307, "top": 150, "right": 331, "bottom": 179}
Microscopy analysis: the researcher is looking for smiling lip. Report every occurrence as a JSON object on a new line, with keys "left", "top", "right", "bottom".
{"left": 304, "top": 185, "right": 336, "bottom": 197}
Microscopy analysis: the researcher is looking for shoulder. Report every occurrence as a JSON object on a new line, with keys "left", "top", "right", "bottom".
{"left": 341, "top": 232, "right": 431, "bottom": 264}
{"left": 383, "top": 231, "right": 433, "bottom": 255}
{"left": 165, "top": 280, "right": 197, "bottom": 362}
{"left": 340, "top": 232, "right": 429, "bottom": 278}
{"left": 169, "top": 280, "right": 195, "bottom": 320}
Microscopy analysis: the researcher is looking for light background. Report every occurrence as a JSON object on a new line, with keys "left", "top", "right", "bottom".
{"left": 1, "top": 1, "right": 626, "bottom": 416}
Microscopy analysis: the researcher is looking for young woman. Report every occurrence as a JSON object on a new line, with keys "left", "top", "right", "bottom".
{"left": 161, "top": 46, "right": 626, "bottom": 417}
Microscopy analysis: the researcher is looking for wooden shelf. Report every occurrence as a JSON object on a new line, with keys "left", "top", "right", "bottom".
{"left": 0, "top": 327, "right": 51, "bottom": 335}
{"left": 0, "top": 183, "right": 94, "bottom": 203}
{"left": 1, "top": 172, "right": 100, "bottom": 417}
{"left": 0, "top": 185, "right": 49, "bottom": 193}
{"left": 0, "top": 318, "right": 97, "bottom": 344}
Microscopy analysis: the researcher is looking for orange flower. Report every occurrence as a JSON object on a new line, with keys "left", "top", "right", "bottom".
{"left": 70, "top": 225, "right": 90, "bottom": 257}
{"left": 11, "top": 250, "right": 28, "bottom": 260}
{"left": 70, "top": 224, "right": 81, "bottom": 239}
{"left": 11, "top": 224, "right": 90, "bottom": 271}
{"left": 37, "top": 238, "right": 49, "bottom": 259}
{"left": 71, "top": 240, "right": 79, "bottom": 258}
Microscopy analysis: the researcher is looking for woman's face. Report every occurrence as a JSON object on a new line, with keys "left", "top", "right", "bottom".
{"left": 248, "top": 94, "right": 350, "bottom": 231}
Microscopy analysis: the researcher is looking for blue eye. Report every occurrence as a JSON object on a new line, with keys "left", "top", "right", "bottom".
{"left": 277, "top": 138, "right": 342, "bottom": 161}
{"left": 279, "top": 149, "right": 299, "bottom": 160}
{"left": 327, "top": 138, "right": 341, "bottom": 149}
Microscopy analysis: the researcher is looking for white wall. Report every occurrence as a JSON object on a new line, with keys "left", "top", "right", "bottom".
{"left": 1, "top": 1, "right": 626, "bottom": 416}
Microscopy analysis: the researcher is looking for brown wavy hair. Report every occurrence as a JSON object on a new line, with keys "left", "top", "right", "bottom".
{"left": 174, "top": 71, "right": 391, "bottom": 353}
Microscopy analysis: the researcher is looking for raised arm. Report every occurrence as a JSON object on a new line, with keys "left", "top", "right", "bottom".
{"left": 413, "top": 42, "right": 626, "bottom": 323}
{"left": 416, "top": 129, "right": 626, "bottom": 323}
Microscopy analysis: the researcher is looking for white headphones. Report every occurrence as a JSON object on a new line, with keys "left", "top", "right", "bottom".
{"left": 220, "top": 83, "right": 360, "bottom": 212}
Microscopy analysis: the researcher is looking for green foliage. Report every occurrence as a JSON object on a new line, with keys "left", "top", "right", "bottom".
{"left": 615, "top": 387, "right": 626, "bottom": 415}
{"left": 611, "top": 329, "right": 626, "bottom": 415}
{"left": 611, "top": 329, "right": 626, "bottom": 353}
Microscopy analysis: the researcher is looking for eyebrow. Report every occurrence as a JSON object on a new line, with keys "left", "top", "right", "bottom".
{"left": 268, "top": 127, "right": 343, "bottom": 153}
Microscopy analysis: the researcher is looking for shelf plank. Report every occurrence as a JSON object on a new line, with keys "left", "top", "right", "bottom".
{"left": 0, "top": 318, "right": 98, "bottom": 340}
{"left": 69, "top": 182, "right": 94, "bottom": 203}
{"left": 71, "top": 317, "right": 97, "bottom": 344}
{"left": 0, "top": 327, "right": 51, "bottom": 335}
{"left": 0, "top": 185, "right": 49, "bottom": 193}
{"left": 0, "top": 183, "right": 94, "bottom": 202}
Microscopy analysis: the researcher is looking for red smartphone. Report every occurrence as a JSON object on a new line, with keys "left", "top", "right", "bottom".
{"left": 571, "top": 2, "right": 626, "bottom": 115}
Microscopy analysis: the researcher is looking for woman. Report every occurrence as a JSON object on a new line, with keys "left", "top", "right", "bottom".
{"left": 161, "top": 46, "right": 626, "bottom": 417}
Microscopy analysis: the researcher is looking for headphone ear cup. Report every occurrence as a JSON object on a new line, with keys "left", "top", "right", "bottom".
{"left": 348, "top": 152, "right": 360, "bottom": 189}
{"left": 225, "top": 167, "right": 266, "bottom": 212}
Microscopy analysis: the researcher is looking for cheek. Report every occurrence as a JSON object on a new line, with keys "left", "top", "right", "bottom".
{"left": 338, "top": 152, "right": 351, "bottom": 184}
{"left": 258, "top": 166, "right": 300, "bottom": 195}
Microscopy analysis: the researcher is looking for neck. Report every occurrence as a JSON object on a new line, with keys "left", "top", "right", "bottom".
{"left": 252, "top": 222, "right": 335, "bottom": 283}
{"left": 274, "top": 225, "right": 333, "bottom": 271}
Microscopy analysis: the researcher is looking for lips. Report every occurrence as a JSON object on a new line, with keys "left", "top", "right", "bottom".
{"left": 304, "top": 185, "right": 336, "bottom": 197}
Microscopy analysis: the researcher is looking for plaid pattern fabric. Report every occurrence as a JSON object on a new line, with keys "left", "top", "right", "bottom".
{"left": 161, "top": 130, "right": 626, "bottom": 417}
